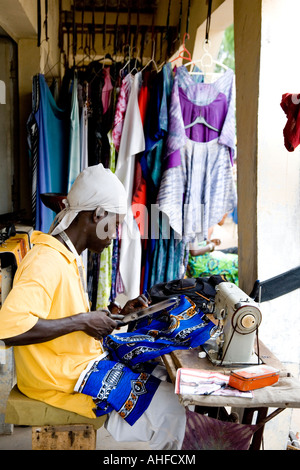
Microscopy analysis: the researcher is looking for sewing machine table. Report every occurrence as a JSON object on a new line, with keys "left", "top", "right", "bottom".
{"left": 162, "top": 342, "right": 300, "bottom": 450}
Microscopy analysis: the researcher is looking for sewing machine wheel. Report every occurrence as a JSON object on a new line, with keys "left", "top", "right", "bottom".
{"left": 232, "top": 306, "right": 262, "bottom": 334}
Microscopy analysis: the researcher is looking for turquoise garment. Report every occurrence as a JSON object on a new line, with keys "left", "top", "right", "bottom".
{"left": 67, "top": 74, "right": 81, "bottom": 191}
{"left": 34, "top": 74, "right": 68, "bottom": 232}
{"left": 150, "top": 221, "right": 183, "bottom": 287}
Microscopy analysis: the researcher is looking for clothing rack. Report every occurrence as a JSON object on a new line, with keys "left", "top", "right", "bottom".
{"left": 31, "top": 33, "right": 237, "bottom": 309}
{"left": 60, "top": 23, "right": 177, "bottom": 38}
{"left": 59, "top": 22, "right": 178, "bottom": 60}
{"left": 59, "top": 0, "right": 180, "bottom": 67}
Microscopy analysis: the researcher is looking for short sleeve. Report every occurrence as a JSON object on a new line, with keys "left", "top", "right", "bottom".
{"left": 0, "top": 279, "right": 52, "bottom": 339}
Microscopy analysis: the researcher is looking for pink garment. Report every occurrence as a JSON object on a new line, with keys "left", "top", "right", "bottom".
{"left": 112, "top": 74, "right": 133, "bottom": 152}
{"left": 102, "top": 67, "right": 113, "bottom": 114}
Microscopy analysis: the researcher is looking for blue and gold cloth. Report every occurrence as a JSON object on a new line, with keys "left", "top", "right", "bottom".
{"left": 75, "top": 295, "right": 213, "bottom": 425}
{"left": 104, "top": 295, "right": 213, "bottom": 366}
{"left": 75, "top": 357, "right": 160, "bottom": 425}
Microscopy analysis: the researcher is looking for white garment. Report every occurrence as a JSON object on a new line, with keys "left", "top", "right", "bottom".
{"left": 68, "top": 75, "right": 81, "bottom": 192}
{"left": 49, "top": 163, "right": 127, "bottom": 236}
{"left": 80, "top": 102, "right": 89, "bottom": 273}
{"left": 115, "top": 72, "right": 145, "bottom": 299}
{"left": 105, "top": 371, "right": 186, "bottom": 450}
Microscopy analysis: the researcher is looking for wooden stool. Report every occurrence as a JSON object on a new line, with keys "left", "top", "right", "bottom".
{"left": 5, "top": 385, "right": 106, "bottom": 450}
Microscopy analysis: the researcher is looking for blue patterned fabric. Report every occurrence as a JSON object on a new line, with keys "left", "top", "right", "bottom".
{"left": 76, "top": 295, "right": 213, "bottom": 425}
{"left": 104, "top": 295, "right": 214, "bottom": 367}
{"left": 76, "top": 357, "right": 160, "bottom": 425}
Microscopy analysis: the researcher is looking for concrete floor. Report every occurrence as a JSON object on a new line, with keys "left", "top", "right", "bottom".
{"left": 0, "top": 408, "right": 299, "bottom": 450}
{"left": 0, "top": 425, "right": 151, "bottom": 450}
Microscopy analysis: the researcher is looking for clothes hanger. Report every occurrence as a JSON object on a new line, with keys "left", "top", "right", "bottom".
{"left": 184, "top": 39, "right": 228, "bottom": 75}
{"left": 42, "top": 41, "right": 64, "bottom": 79}
{"left": 75, "top": 48, "right": 96, "bottom": 68}
{"left": 141, "top": 41, "right": 159, "bottom": 73}
{"left": 98, "top": 53, "right": 115, "bottom": 66}
{"left": 184, "top": 114, "right": 220, "bottom": 132}
{"left": 170, "top": 32, "right": 192, "bottom": 64}
{"left": 119, "top": 45, "right": 133, "bottom": 77}
{"left": 75, "top": 28, "right": 98, "bottom": 69}
{"left": 130, "top": 48, "right": 141, "bottom": 74}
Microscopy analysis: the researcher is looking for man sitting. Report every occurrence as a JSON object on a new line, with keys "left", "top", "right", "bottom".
{"left": 0, "top": 164, "right": 186, "bottom": 450}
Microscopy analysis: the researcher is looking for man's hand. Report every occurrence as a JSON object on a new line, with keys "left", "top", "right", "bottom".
{"left": 81, "top": 310, "right": 118, "bottom": 340}
{"left": 120, "top": 294, "right": 150, "bottom": 317}
{"left": 2, "top": 310, "right": 118, "bottom": 347}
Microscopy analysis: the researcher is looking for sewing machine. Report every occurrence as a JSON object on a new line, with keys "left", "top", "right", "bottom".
{"left": 202, "top": 282, "right": 262, "bottom": 366}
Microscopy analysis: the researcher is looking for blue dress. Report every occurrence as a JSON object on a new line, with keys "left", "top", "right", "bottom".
{"left": 33, "top": 74, "right": 68, "bottom": 232}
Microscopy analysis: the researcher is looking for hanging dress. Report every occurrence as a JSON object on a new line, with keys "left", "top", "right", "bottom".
{"left": 115, "top": 72, "right": 145, "bottom": 299}
{"left": 30, "top": 74, "right": 68, "bottom": 232}
{"left": 67, "top": 74, "right": 81, "bottom": 191}
{"left": 139, "top": 64, "right": 180, "bottom": 290}
{"left": 112, "top": 73, "right": 133, "bottom": 153}
{"left": 157, "top": 67, "right": 237, "bottom": 244}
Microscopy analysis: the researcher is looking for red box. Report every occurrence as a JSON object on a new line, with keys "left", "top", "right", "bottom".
{"left": 228, "top": 365, "right": 280, "bottom": 391}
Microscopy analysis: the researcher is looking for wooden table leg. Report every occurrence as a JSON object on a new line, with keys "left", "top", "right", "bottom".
{"left": 242, "top": 407, "right": 286, "bottom": 450}
{"left": 251, "top": 407, "right": 268, "bottom": 450}
{"left": 242, "top": 407, "right": 268, "bottom": 450}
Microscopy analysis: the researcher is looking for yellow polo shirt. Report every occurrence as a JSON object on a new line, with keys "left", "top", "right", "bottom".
{"left": 0, "top": 232, "right": 104, "bottom": 419}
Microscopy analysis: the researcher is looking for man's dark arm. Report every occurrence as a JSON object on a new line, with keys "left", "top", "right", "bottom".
{"left": 2, "top": 311, "right": 118, "bottom": 347}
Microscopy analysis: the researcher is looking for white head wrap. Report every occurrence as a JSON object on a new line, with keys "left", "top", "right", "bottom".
{"left": 49, "top": 164, "right": 127, "bottom": 236}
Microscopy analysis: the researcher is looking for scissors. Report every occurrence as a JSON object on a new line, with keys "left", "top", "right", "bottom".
{"left": 115, "top": 297, "right": 178, "bottom": 327}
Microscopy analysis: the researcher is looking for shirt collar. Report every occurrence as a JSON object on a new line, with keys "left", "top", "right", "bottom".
{"left": 31, "top": 231, "right": 76, "bottom": 264}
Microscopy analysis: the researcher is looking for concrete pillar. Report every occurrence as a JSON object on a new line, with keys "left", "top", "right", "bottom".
{"left": 234, "top": 0, "right": 300, "bottom": 449}
{"left": 234, "top": 0, "right": 261, "bottom": 295}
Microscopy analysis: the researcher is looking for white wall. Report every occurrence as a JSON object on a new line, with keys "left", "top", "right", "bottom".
{"left": 257, "top": 0, "right": 300, "bottom": 365}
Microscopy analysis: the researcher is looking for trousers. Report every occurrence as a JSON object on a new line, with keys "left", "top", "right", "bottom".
{"left": 105, "top": 366, "right": 186, "bottom": 450}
